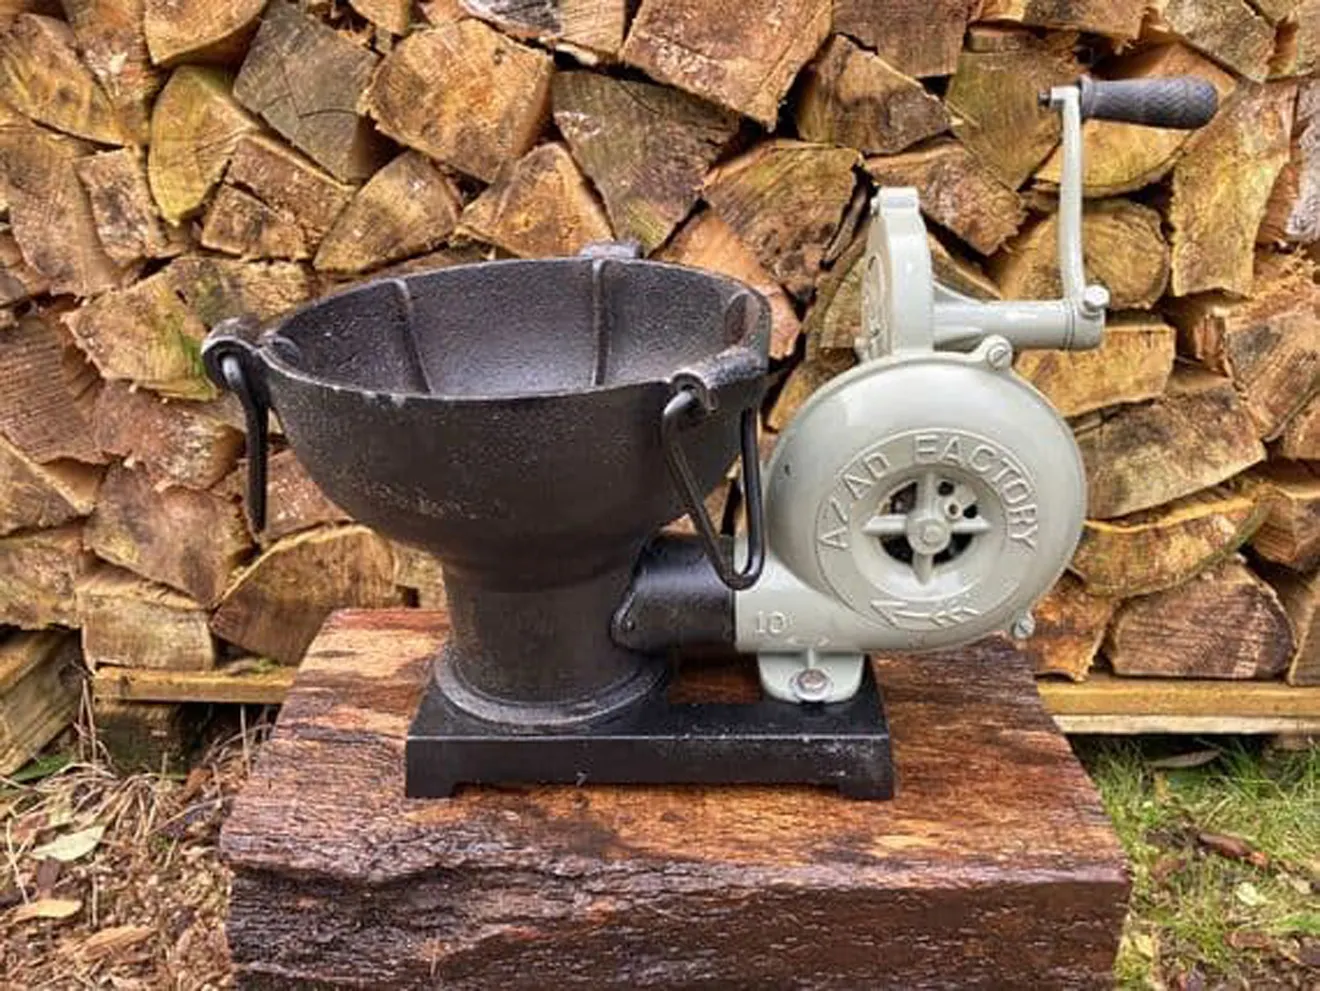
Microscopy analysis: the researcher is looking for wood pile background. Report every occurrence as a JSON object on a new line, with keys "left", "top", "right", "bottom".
{"left": 2, "top": 0, "right": 1320, "bottom": 769}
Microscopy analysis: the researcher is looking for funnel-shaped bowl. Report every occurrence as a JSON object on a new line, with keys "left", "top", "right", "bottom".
{"left": 210, "top": 255, "right": 771, "bottom": 721}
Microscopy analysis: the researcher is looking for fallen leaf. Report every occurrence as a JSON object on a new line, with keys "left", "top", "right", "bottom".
{"left": 1298, "top": 940, "right": 1320, "bottom": 967}
{"left": 31, "top": 824, "right": 105, "bottom": 863}
{"left": 78, "top": 924, "right": 154, "bottom": 963}
{"left": 1283, "top": 874, "right": 1312, "bottom": 896}
{"left": 1152, "top": 855, "right": 1188, "bottom": 883}
{"left": 12, "top": 897, "right": 81, "bottom": 922}
{"left": 34, "top": 857, "right": 61, "bottom": 894}
{"left": 1147, "top": 749, "right": 1220, "bottom": 770}
{"left": 1234, "top": 881, "right": 1268, "bottom": 907}
{"left": 1171, "top": 966, "right": 1205, "bottom": 991}
{"left": 1226, "top": 929, "right": 1275, "bottom": 951}
{"left": 1198, "top": 831, "right": 1254, "bottom": 862}
{"left": 176, "top": 767, "right": 209, "bottom": 807}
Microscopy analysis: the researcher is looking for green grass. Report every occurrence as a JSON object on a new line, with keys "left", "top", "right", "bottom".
{"left": 1076, "top": 738, "right": 1320, "bottom": 988}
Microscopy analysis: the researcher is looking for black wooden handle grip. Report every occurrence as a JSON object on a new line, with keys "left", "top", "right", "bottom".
{"left": 1079, "top": 76, "right": 1218, "bottom": 129}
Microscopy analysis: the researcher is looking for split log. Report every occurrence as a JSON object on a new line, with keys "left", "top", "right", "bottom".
{"left": 865, "top": 141, "right": 1024, "bottom": 256}
{"left": 0, "top": 631, "right": 82, "bottom": 776}
{"left": 703, "top": 140, "right": 859, "bottom": 297}
{"left": 365, "top": 19, "right": 553, "bottom": 183}
{"left": 1260, "top": 79, "right": 1320, "bottom": 244}
{"left": 832, "top": 0, "right": 972, "bottom": 78}
{"left": 945, "top": 30, "right": 1080, "bottom": 189}
{"left": 0, "top": 435, "right": 101, "bottom": 536}
{"left": 201, "top": 184, "right": 309, "bottom": 260}
{"left": 92, "top": 382, "right": 243, "bottom": 489}
{"left": 0, "top": 230, "right": 49, "bottom": 308}
{"left": 142, "top": 0, "right": 265, "bottom": 65}
{"left": 1249, "top": 0, "right": 1300, "bottom": 21}
{"left": 0, "top": 523, "right": 93, "bottom": 628}
{"left": 59, "top": 0, "right": 160, "bottom": 144}
{"left": 795, "top": 35, "right": 949, "bottom": 156}
{"left": 1169, "top": 82, "right": 1296, "bottom": 296}
{"left": 1069, "top": 488, "right": 1265, "bottom": 597}
{"left": 217, "top": 449, "right": 349, "bottom": 544}
{"left": 391, "top": 541, "right": 446, "bottom": 608}
{"left": 1269, "top": 0, "right": 1320, "bottom": 78}
{"left": 1248, "top": 462, "right": 1320, "bottom": 571}
{"left": 209, "top": 525, "right": 403, "bottom": 664}
{"left": 977, "top": 0, "right": 1143, "bottom": 38}
{"left": 1015, "top": 313, "right": 1175, "bottom": 418}
{"left": 1, "top": 0, "right": 61, "bottom": 29}
{"left": 351, "top": 0, "right": 411, "bottom": 35}
{"left": 460, "top": 0, "right": 627, "bottom": 56}
{"left": 552, "top": 72, "right": 740, "bottom": 254}
{"left": 1279, "top": 392, "right": 1320, "bottom": 459}
{"left": 457, "top": 143, "right": 612, "bottom": 258}
{"left": 1165, "top": 262, "right": 1320, "bottom": 439}
{"left": 92, "top": 698, "right": 196, "bottom": 773}
{"left": 64, "top": 256, "right": 312, "bottom": 399}
{"left": 990, "top": 200, "right": 1169, "bottom": 309}
{"left": 77, "top": 566, "right": 215, "bottom": 670}
{"left": 1257, "top": 563, "right": 1320, "bottom": 684}
{"left": 0, "top": 14, "right": 127, "bottom": 144}
{"left": 1021, "top": 574, "right": 1116, "bottom": 681}
{"left": 0, "top": 311, "right": 102, "bottom": 464}
{"left": 1034, "top": 44, "right": 1237, "bottom": 198}
{"left": 620, "top": 0, "right": 829, "bottom": 128}
{"left": 147, "top": 66, "right": 261, "bottom": 225}
{"left": 1105, "top": 559, "right": 1293, "bottom": 678}
{"left": 1146, "top": 0, "right": 1275, "bottom": 81}
{"left": 657, "top": 209, "right": 800, "bottom": 359}
{"left": 223, "top": 134, "right": 353, "bottom": 247}
{"left": 86, "top": 464, "right": 252, "bottom": 606}
{"left": 1075, "top": 368, "right": 1266, "bottom": 519}
{"left": 0, "top": 125, "right": 128, "bottom": 296}
{"left": 314, "top": 152, "right": 462, "bottom": 274}
{"left": 767, "top": 350, "right": 856, "bottom": 431}
{"left": 233, "top": 3, "right": 386, "bottom": 183}
{"left": 74, "top": 148, "right": 186, "bottom": 267}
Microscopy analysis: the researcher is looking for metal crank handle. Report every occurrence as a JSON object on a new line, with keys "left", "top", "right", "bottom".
{"left": 1073, "top": 76, "right": 1219, "bottom": 129}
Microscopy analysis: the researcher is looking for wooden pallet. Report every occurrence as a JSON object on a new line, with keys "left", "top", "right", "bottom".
{"left": 92, "top": 652, "right": 1320, "bottom": 735}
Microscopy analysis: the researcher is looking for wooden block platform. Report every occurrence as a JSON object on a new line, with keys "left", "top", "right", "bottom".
{"left": 222, "top": 610, "right": 1129, "bottom": 989}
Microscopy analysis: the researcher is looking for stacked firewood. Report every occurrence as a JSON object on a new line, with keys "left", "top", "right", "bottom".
{"left": 1, "top": 0, "right": 1318, "bottom": 765}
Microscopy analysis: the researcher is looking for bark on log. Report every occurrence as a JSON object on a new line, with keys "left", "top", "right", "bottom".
{"left": 0, "top": 310, "right": 102, "bottom": 464}
{"left": 92, "top": 381, "right": 243, "bottom": 489}
{"left": 1269, "top": 0, "right": 1320, "bottom": 78}
{"left": 147, "top": 65, "right": 261, "bottom": 225}
{"left": 1279, "top": 391, "right": 1320, "bottom": 459}
{"left": 1248, "top": 462, "right": 1320, "bottom": 571}
{"left": 832, "top": 0, "right": 973, "bottom": 78}
{"left": 209, "top": 525, "right": 402, "bottom": 663}
{"left": 1022, "top": 573, "right": 1116, "bottom": 681}
{"left": 0, "top": 631, "right": 82, "bottom": 776}
{"left": 216, "top": 449, "right": 349, "bottom": 545}
{"left": 795, "top": 35, "right": 950, "bottom": 156}
{"left": 1105, "top": 559, "right": 1293, "bottom": 678}
{"left": 92, "top": 697, "right": 195, "bottom": 773}
{"left": 552, "top": 71, "right": 740, "bottom": 254}
{"left": 223, "top": 134, "right": 354, "bottom": 247}
{"left": 657, "top": 209, "right": 801, "bottom": 360}
{"left": 0, "top": 124, "right": 128, "bottom": 296}
{"left": 233, "top": 2, "right": 386, "bottom": 183}
{"left": 457, "top": 142, "right": 612, "bottom": 258}
{"left": 767, "top": 350, "right": 855, "bottom": 430}
{"left": 703, "top": 140, "right": 859, "bottom": 297}
{"left": 1260, "top": 79, "right": 1320, "bottom": 244}
{"left": 460, "top": 0, "right": 627, "bottom": 56}
{"left": 1070, "top": 488, "right": 1265, "bottom": 597}
{"left": 1165, "top": 261, "right": 1320, "bottom": 440}
{"left": 221, "top": 610, "right": 1128, "bottom": 990}
{"left": 1146, "top": 0, "right": 1276, "bottom": 81}
{"left": 0, "top": 14, "right": 127, "bottom": 144}
{"left": 60, "top": 0, "right": 159, "bottom": 144}
{"left": 977, "top": 0, "right": 1143, "bottom": 38}
{"left": 945, "top": 30, "right": 1080, "bottom": 189}
{"left": 77, "top": 566, "right": 215, "bottom": 670}
{"left": 990, "top": 200, "right": 1169, "bottom": 309}
{"left": 1075, "top": 368, "right": 1266, "bottom": 518}
{"left": 1169, "top": 82, "right": 1296, "bottom": 296}
{"left": 1034, "top": 44, "right": 1237, "bottom": 198}
{"left": 0, "top": 523, "right": 93, "bottom": 628}
{"left": 86, "top": 464, "right": 252, "bottom": 606}
{"left": 0, "top": 434, "right": 101, "bottom": 536}
{"left": 1258, "top": 563, "right": 1320, "bottom": 684}
{"left": 142, "top": 0, "right": 265, "bottom": 66}
{"left": 620, "top": 0, "right": 830, "bottom": 128}
{"left": 365, "top": 19, "right": 553, "bottom": 183}
{"left": 1015, "top": 313, "right": 1175, "bottom": 418}
{"left": 314, "top": 151, "right": 462, "bottom": 274}
{"left": 74, "top": 148, "right": 187, "bottom": 267}
{"left": 865, "top": 140, "right": 1024, "bottom": 256}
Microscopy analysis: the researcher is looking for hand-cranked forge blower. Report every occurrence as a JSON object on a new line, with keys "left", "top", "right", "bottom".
{"left": 203, "top": 76, "right": 1217, "bottom": 799}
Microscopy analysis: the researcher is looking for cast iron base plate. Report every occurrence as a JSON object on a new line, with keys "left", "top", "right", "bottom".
{"left": 406, "top": 662, "right": 894, "bottom": 799}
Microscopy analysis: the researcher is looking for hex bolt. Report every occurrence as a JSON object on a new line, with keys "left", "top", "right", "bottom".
{"left": 791, "top": 667, "right": 833, "bottom": 702}
{"left": 1010, "top": 612, "right": 1036, "bottom": 640}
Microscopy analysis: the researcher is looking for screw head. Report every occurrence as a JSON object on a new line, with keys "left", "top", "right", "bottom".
{"left": 985, "top": 339, "right": 1013, "bottom": 370}
{"left": 1011, "top": 612, "right": 1036, "bottom": 640}
{"left": 791, "top": 667, "right": 833, "bottom": 701}
{"left": 1081, "top": 284, "right": 1110, "bottom": 317}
